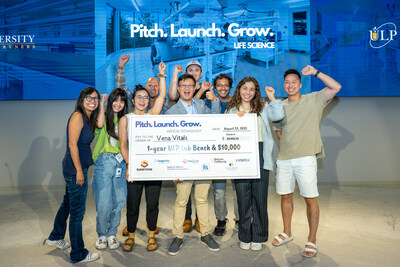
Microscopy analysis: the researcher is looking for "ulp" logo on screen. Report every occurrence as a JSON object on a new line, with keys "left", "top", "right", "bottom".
{"left": 369, "top": 23, "right": 397, "bottom": 49}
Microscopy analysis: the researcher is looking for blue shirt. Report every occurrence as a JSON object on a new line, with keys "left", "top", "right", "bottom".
{"left": 179, "top": 98, "right": 198, "bottom": 114}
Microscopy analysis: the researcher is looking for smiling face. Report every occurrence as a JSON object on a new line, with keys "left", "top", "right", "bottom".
{"left": 145, "top": 77, "right": 159, "bottom": 98}
{"left": 283, "top": 73, "right": 302, "bottom": 97}
{"left": 132, "top": 90, "right": 150, "bottom": 112}
{"left": 83, "top": 91, "right": 99, "bottom": 113}
{"left": 239, "top": 81, "right": 256, "bottom": 104}
{"left": 215, "top": 77, "right": 231, "bottom": 99}
{"left": 177, "top": 78, "right": 196, "bottom": 103}
{"left": 186, "top": 65, "right": 203, "bottom": 84}
{"left": 112, "top": 96, "right": 125, "bottom": 115}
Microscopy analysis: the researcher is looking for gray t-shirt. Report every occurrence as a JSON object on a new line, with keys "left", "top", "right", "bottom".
{"left": 274, "top": 89, "right": 330, "bottom": 160}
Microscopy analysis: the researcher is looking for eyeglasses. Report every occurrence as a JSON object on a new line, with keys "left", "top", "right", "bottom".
{"left": 216, "top": 84, "right": 230, "bottom": 88}
{"left": 135, "top": 95, "right": 150, "bottom": 100}
{"left": 85, "top": 96, "right": 100, "bottom": 102}
{"left": 179, "top": 84, "right": 195, "bottom": 89}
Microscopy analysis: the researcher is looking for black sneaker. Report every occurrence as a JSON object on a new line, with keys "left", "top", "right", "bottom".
{"left": 168, "top": 237, "right": 183, "bottom": 256}
{"left": 213, "top": 219, "right": 227, "bottom": 236}
{"left": 200, "top": 234, "right": 220, "bottom": 251}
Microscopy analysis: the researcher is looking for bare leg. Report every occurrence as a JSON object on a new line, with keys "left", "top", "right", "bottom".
{"left": 272, "top": 193, "right": 294, "bottom": 245}
{"left": 303, "top": 197, "right": 319, "bottom": 256}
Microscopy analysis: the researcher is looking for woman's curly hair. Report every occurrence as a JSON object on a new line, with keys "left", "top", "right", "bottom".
{"left": 226, "top": 76, "right": 265, "bottom": 115}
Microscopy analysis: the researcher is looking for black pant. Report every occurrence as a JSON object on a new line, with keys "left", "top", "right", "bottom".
{"left": 235, "top": 142, "right": 269, "bottom": 243}
{"left": 126, "top": 181, "right": 162, "bottom": 233}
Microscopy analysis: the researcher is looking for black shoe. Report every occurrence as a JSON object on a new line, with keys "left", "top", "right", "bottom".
{"left": 200, "top": 234, "right": 220, "bottom": 251}
{"left": 213, "top": 219, "right": 227, "bottom": 236}
{"left": 168, "top": 237, "right": 183, "bottom": 256}
{"left": 234, "top": 219, "right": 239, "bottom": 229}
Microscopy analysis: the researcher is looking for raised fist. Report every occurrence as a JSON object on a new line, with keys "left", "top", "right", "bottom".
{"left": 174, "top": 64, "right": 183, "bottom": 74}
{"left": 264, "top": 86, "right": 275, "bottom": 101}
{"left": 119, "top": 55, "right": 130, "bottom": 67}
{"left": 205, "top": 87, "right": 217, "bottom": 102}
{"left": 301, "top": 65, "right": 317, "bottom": 76}
{"left": 158, "top": 62, "right": 166, "bottom": 74}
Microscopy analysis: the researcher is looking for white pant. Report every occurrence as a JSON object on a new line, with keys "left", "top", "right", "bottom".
{"left": 276, "top": 155, "right": 319, "bottom": 198}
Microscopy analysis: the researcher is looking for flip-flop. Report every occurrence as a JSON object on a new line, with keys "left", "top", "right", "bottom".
{"left": 147, "top": 236, "right": 158, "bottom": 251}
{"left": 122, "top": 237, "right": 135, "bottom": 252}
{"left": 272, "top": 232, "right": 293, "bottom": 247}
{"left": 302, "top": 242, "right": 318, "bottom": 258}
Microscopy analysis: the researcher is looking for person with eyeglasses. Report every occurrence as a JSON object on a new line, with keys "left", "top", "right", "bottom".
{"left": 116, "top": 55, "right": 164, "bottom": 236}
{"left": 166, "top": 73, "right": 221, "bottom": 256}
{"left": 203, "top": 74, "right": 240, "bottom": 236}
{"left": 167, "top": 60, "right": 213, "bottom": 233}
{"left": 118, "top": 62, "right": 167, "bottom": 253}
{"left": 46, "top": 87, "right": 107, "bottom": 263}
{"left": 117, "top": 55, "right": 169, "bottom": 114}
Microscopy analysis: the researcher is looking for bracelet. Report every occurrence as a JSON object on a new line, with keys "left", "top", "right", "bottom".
{"left": 314, "top": 70, "right": 320, "bottom": 77}
{"left": 157, "top": 73, "right": 167, "bottom": 78}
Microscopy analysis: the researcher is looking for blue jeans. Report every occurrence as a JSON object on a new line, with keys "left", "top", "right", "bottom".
{"left": 213, "top": 180, "right": 239, "bottom": 221}
{"left": 92, "top": 153, "right": 127, "bottom": 237}
{"left": 48, "top": 169, "right": 89, "bottom": 263}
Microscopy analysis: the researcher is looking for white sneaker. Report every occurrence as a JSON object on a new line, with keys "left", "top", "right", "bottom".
{"left": 251, "top": 242, "right": 262, "bottom": 251}
{"left": 240, "top": 241, "right": 251, "bottom": 250}
{"left": 46, "top": 239, "right": 70, "bottom": 250}
{"left": 78, "top": 251, "right": 100, "bottom": 263}
{"left": 95, "top": 236, "right": 107, "bottom": 250}
{"left": 107, "top": 235, "right": 120, "bottom": 250}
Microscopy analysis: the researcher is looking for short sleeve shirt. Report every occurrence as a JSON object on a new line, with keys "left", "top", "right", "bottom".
{"left": 276, "top": 89, "right": 330, "bottom": 160}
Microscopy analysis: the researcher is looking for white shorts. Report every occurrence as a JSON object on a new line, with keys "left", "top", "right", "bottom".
{"left": 276, "top": 155, "right": 319, "bottom": 198}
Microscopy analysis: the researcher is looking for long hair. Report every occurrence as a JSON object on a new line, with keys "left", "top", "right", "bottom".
{"left": 226, "top": 77, "right": 265, "bottom": 115}
{"left": 106, "top": 88, "right": 128, "bottom": 139}
{"left": 74, "top": 87, "right": 100, "bottom": 131}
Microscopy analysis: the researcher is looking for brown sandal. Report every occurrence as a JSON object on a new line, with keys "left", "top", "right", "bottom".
{"left": 122, "top": 237, "right": 135, "bottom": 252}
{"left": 147, "top": 236, "right": 158, "bottom": 251}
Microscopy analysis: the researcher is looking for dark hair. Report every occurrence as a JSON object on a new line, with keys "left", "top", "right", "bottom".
{"left": 213, "top": 73, "right": 233, "bottom": 89}
{"left": 284, "top": 69, "right": 301, "bottom": 80}
{"left": 74, "top": 87, "right": 100, "bottom": 131}
{"left": 106, "top": 88, "right": 128, "bottom": 139}
{"left": 132, "top": 84, "right": 149, "bottom": 101}
{"left": 178, "top": 74, "right": 196, "bottom": 87}
{"left": 226, "top": 77, "right": 265, "bottom": 116}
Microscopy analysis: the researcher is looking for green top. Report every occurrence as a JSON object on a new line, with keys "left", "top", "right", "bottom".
{"left": 92, "top": 117, "right": 121, "bottom": 162}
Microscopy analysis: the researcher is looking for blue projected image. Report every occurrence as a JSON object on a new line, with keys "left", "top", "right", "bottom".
{"left": 0, "top": 0, "right": 94, "bottom": 100}
{"left": 95, "top": 0, "right": 311, "bottom": 98}
{"left": 1, "top": 0, "right": 399, "bottom": 100}
{"left": 310, "top": 0, "right": 400, "bottom": 96}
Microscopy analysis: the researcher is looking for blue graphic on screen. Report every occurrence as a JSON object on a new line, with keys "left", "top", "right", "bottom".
{"left": 0, "top": 0, "right": 94, "bottom": 100}
{"left": 95, "top": 0, "right": 311, "bottom": 98}
{"left": 310, "top": 0, "right": 400, "bottom": 96}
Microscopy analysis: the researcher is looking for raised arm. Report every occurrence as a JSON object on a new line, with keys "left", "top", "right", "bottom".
{"left": 264, "top": 86, "right": 285, "bottom": 122}
{"left": 116, "top": 55, "right": 133, "bottom": 101}
{"left": 301, "top": 65, "right": 342, "bottom": 102}
{"left": 96, "top": 94, "right": 108, "bottom": 128}
{"left": 148, "top": 62, "right": 167, "bottom": 115}
{"left": 118, "top": 115, "right": 130, "bottom": 182}
{"left": 194, "top": 81, "right": 212, "bottom": 99}
{"left": 168, "top": 64, "right": 183, "bottom": 101}
{"left": 68, "top": 112, "right": 84, "bottom": 185}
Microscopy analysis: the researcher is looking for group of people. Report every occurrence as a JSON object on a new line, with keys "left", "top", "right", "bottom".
{"left": 45, "top": 55, "right": 341, "bottom": 263}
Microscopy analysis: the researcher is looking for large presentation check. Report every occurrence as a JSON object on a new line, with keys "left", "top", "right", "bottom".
{"left": 128, "top": 114, "right": 260, "bottom": 181}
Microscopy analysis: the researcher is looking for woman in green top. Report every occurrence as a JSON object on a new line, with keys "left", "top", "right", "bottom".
{"left": 92, "top": 88, "right": 129, "bottom": 250}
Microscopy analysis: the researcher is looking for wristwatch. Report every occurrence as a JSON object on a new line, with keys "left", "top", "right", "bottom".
{"left": 314, "top": 70, "right": 320, "bottom": 77}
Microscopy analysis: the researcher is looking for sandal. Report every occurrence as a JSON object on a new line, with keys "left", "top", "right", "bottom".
{"left": 147, "top": 236, "right": 158, "bottom": 251}
{"left": 302, "top": 242, "right": 318, "bottom": 258}
{"left": 272, "top": 232, "right": 293, "bottom": 247}
{"left": 122, "top": 237, "right": 135, "bottom": 252}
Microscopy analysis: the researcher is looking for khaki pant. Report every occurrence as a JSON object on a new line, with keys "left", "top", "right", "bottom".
{"left": 172, "top": 181, "right": 211, "bottom": 238}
